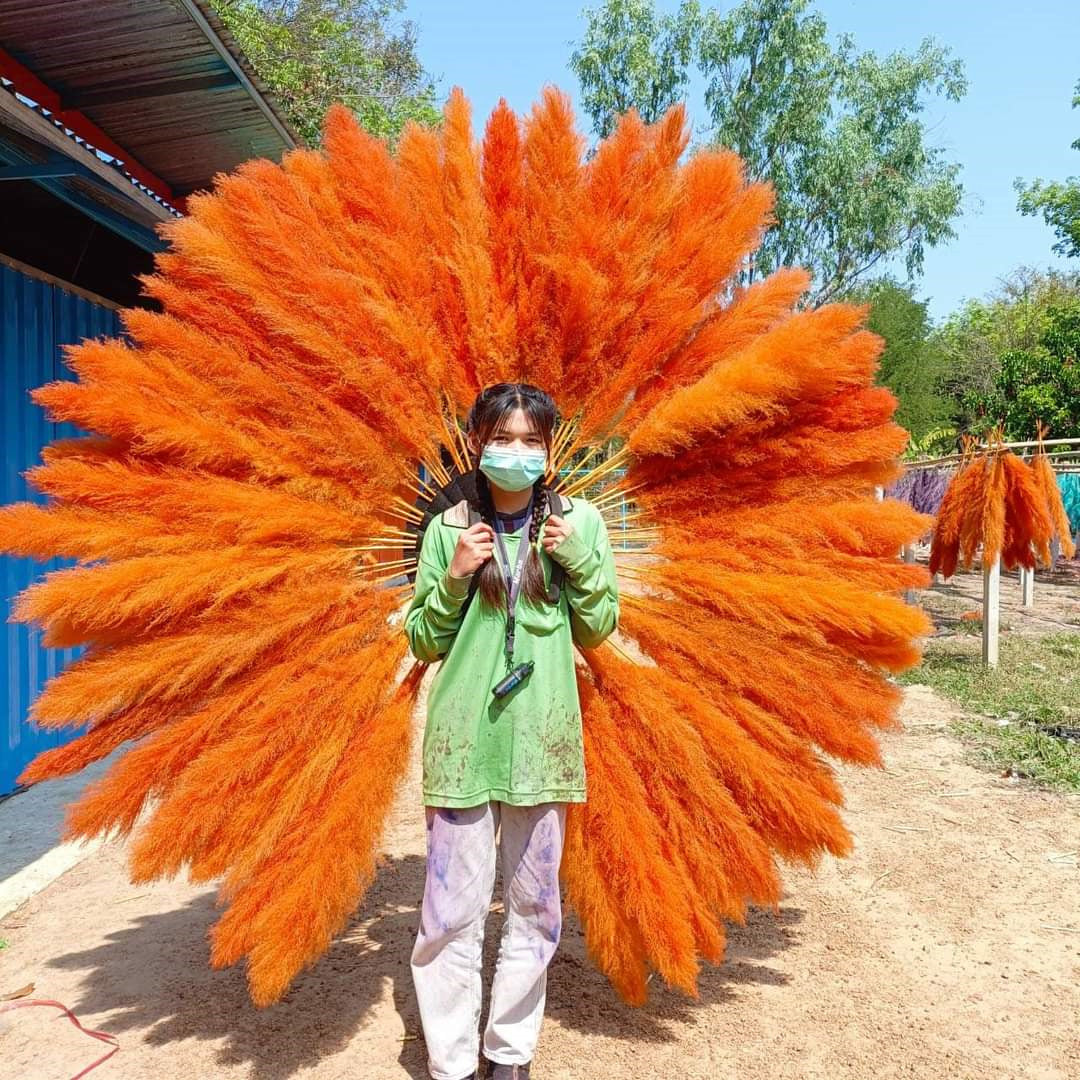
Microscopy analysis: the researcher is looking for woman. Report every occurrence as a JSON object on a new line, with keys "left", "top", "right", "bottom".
{"left": 403, "top": 382, "right": 620, "bottom": 1080}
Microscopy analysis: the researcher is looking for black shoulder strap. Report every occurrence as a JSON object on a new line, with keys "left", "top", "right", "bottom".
{"left": 460, "top": 490, "right": 566, "bottom": 617}
{"left": 545, "top": 490, "right": 568, "bottom": 603}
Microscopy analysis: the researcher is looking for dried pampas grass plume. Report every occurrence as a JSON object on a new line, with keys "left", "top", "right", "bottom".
{"left": 0, "top": 86, "right": 931, "bottom": 1007}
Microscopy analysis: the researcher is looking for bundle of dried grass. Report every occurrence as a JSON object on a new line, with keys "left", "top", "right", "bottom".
{"left": 930, "top": 427, "right": 1059, "bottom": 577}
{"left": 0, "top": 88, "right": 931, "bottom": 1007}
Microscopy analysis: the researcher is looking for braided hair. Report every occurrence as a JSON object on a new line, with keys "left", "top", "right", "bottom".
{"left": 465, "top": 383, "right": 556, "bottom": 611}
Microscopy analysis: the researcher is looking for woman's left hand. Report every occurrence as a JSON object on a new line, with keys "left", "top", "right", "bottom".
{"left": 540, "top": 513, "right": 575, "bottom": 558}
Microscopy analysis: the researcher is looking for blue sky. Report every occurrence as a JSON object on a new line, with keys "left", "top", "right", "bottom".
{"left": 403, "top": 0, "right": 1080, "bottom": 326}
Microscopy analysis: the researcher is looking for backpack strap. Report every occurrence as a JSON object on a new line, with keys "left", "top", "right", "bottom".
{"left": 460, "top": 489, "right": 567, "bottom": 618}
{"left": 461, "top": 503, "right": 483, "bottom": 616}
{"left": 545, "top": 490, "right": 568, "bottom": 603}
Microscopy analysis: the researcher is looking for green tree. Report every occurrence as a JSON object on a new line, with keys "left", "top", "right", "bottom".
{"left": 842, "top": 277, "right": 951, "bottom": 441}
{"left": 570, "top": 0, "right": 968, "bottom": 307}
{"left": 1015, "top": 77, "right": 1080, "bottom": 259}
{"left": 933, "top": 267, "right": 1080, "bottom": 439}
{"left": 208, "top": 0, "right": 441, "bottom": 145}
{"left": 991, "top": 302, "right": 1080, "bottom": 439}
{"left": 570, "top": 0, "right": 702, "bottom": 138}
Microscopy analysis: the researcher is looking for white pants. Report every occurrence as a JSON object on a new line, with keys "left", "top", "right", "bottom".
{"left": 411, "top": 800, "right": 567, "bottom": 1080}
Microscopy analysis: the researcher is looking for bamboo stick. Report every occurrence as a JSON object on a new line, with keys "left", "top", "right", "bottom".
{"left": 552, "top": 424, "right": 590, "bottom": 473}
{"left": 592, "top": 480, "right": 648, "bottom": 507}
{"left": 444, "top": 399, "right": 475, "bottom": 475}
{"left": 389, "top": 496, "right": 424, "bottom": 524}
{"left": 405, "top": 475, "right": 441, "bottom": 502}
{"left": 562, "top": 445, "right": 632, "bottom": 496}
{"left": 368, "top": 528, "right": 418, "bottom": 541}
{"left": 549, "top": 417, "right": 580, "bottom": 474}
{"left": 360, "top": 572, "right": 415, "bottom": 587}
{"left": 344, "top": 543, "right": 415, "bottom": 553}
{"left": 358, "top": 556, "right": 416, "bottom": 572}
{"left": 427, "top": 454, "right": 454, "bottom": 488}
{"left": 553, "top": 442, "right": 605, "bottom": 492}
{"left": 600, "top": 636, "right": 638, "bottom": 663}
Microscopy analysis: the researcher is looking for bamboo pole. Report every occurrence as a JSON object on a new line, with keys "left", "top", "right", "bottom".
{"left": 906, "top": 437, "right": 1080, "bottom": 469}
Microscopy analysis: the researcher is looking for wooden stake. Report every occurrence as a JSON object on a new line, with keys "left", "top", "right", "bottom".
{"left": 1019, "top": 564, "right": 1034, "bottom": 607}
{"left": 983, "top": 549, "right": 1000, "bottom": 668}
{"left": 902, "top": 543, "right": 916, "bottom": 605}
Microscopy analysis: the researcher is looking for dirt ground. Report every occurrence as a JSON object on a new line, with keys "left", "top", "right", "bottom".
{"left": 911, "top": 540, "right": 1080, "bottom": 641}
{"left": 3, "top": 667, "right": 1079, "bottom": 1080}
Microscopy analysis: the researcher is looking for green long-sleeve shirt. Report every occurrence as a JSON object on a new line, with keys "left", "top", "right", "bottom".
{"left": 402, "top": 493, "right": 619, "bottom": 808}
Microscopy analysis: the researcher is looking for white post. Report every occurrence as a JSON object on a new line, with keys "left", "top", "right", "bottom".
{"left": 1020, "top": 565, "right": 1034, "bottom": 607}
{"left": 902, "top": 544, "right": 916, "bottom": 604}
{"left": 982, "top": 551, "right": 1000, "bottom": 668}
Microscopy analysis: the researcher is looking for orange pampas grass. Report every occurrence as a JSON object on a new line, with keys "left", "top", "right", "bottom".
{"left": 0, "top": 87, "right": 931, "bottom": 1006}
{"left": 1029, "top": 425, "right": 1077, "bottom": 560}
{"left": 930, "top": 428, "right": 1057, "bottom": 577}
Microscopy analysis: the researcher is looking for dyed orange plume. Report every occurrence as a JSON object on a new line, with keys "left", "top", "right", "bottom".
{"left": 930, "top": 429, "right": 1061, "bottom": 576}
{"left": 1030, "top": 451, "right": 1077, "bottom": 560}
{"left": 0, "top": 87, "right": 931, "bottom": 1007}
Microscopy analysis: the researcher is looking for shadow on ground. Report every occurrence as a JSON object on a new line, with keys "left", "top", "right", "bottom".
{"left": 40, "top": 853, "right": 802, "bottom": 1078}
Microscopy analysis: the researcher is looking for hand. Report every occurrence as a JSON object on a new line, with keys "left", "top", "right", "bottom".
{"left": 449, "top": 522, "right": 495, "bottom": 578}
{"left": 541, "top": 513, "right": 575, "bottom": 557}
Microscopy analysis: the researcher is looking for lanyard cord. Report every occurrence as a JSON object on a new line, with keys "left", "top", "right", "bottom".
{"left": 492, "top": 497, "right": 534, "bottom": 668}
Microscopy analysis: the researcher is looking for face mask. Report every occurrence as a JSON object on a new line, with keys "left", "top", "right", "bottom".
{"left": 479, "top": 445, "right": 548, "bottom": 492}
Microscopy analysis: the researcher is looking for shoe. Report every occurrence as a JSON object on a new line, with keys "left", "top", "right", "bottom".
{"left": 487, "top": 1063, "right": 530, "bottom": 1080}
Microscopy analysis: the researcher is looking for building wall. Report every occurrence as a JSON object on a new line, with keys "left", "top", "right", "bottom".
{"left": 1, "top": 260, "right": 121, "bottom": 796}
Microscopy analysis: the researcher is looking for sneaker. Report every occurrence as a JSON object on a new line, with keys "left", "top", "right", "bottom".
{"left": 488, "top": 1063, "right": 531, "bottom": 1080}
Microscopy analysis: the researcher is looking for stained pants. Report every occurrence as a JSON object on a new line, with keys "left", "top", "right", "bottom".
{"left": 411, "top": 800, "right": 567, "bottom": 1080}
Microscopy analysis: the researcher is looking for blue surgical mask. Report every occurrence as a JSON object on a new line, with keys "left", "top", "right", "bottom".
{"left": 479, "top": 445, "right": 548, "bottom": 492}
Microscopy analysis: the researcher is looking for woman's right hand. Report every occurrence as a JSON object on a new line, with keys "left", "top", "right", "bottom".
{"left": 448, "top": 522, "right": 495, "bottom": 579}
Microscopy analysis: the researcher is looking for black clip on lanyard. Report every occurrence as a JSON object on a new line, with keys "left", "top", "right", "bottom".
{"left": 492, "top": 501, "right": 533, "bottom": 668}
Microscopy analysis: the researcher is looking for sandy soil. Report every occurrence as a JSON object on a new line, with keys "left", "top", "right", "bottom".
{"left": 910, "top": 541, "right": 1080, "bottom": 640}
{"left": 2, "top": 679, "right": 1079, "bottom": 1080}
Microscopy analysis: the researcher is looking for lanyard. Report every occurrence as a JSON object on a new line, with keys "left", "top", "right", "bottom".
{"left": 492, "top": 500, "right": 534, "bottom": 666}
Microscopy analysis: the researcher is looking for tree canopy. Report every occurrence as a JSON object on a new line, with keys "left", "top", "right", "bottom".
{"left": 933, "top": 267, "right": 1080, "bottom": 441}
{"left": 571, "top": 0, "right": 968, "bottom": 307}
{"left": 841, "top": 277, "right": 951, "bottom": 443}
{"left": 209, "top": 0, "right": 441, "bottom": 145}
{"left": 1015, "top": 76, "right": 1080, "bottom": 260}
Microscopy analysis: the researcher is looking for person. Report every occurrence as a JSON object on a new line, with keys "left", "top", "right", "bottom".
{"left": 403, "top": 382, "right": 620, "bottom": 1080}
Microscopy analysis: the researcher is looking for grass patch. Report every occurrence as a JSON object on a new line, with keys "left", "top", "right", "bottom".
{"left": 897, "top": 633, "right": 1080, "bottom": 791}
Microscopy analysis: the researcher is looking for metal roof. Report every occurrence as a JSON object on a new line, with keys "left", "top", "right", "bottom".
{"left": 0, "top": 0, "right": 302, "bottom": 218}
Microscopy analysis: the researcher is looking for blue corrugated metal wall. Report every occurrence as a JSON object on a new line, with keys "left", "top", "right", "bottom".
{"left": 1, "top": 262, "right": 121, "bottom": 796}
